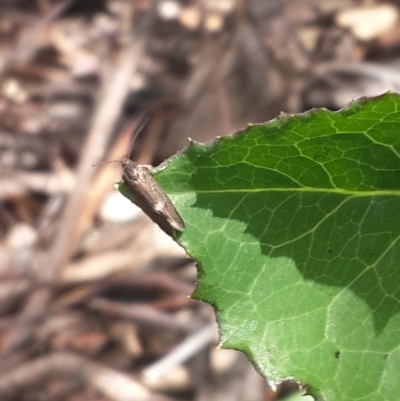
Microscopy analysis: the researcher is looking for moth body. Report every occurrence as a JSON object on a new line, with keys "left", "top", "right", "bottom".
{"left": 121, "top": 157, "right": 185, "bottom": 234}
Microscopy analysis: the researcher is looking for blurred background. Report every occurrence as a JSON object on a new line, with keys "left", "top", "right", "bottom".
{"left": 0, "top": 0, "right": 400, "bottom": 400}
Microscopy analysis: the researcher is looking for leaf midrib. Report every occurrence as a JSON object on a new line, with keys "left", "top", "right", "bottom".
{"left": 174, "top": 188, "right": 400, "bottom": 196}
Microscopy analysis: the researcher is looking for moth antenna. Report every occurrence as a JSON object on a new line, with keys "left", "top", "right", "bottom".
{"left": 93, "top": 113, "right": 150, "bottom": 167}
{"left": 127, "top": 115, "right": 151, "bottom": 157}
{"left": 92, "top": 159, "right": 121, "bottom": 167}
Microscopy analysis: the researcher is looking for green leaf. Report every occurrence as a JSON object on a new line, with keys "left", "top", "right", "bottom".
{"left": 120, "top": 93, "right": 400, "bottom": 401}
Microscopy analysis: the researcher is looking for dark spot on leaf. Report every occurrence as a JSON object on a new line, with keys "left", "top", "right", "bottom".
{"left": 334, "top": 351, "right": 340, "bottom": 359}
{"left": 383, "top": 354, "right": 388, "bottom": 359}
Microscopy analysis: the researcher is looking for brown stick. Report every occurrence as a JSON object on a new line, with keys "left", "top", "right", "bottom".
{"left": 87, "top": 298, "right": 190, "bottom": 333}
{"left": 2, "top": 40, "right": 146, "bottom": 357}
{"left": 0, "top": 351, "right": 173, "bottom": 401}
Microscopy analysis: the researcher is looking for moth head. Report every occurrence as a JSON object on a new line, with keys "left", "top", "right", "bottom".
{"left": 121, "top": 156, "right": 135, "bottom": 167}
{"left": 122, "top": 158, "right": 144, "bottom": 182}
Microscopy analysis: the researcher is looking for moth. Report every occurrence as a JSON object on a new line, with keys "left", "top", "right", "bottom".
{"left": 121, "top": 156, "right": 185, "bottom": 235}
